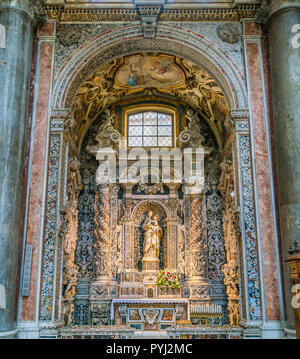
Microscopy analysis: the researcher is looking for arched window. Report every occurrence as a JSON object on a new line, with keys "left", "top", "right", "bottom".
{"left": 127, "top": 111, "right": 173, "bottom": 147}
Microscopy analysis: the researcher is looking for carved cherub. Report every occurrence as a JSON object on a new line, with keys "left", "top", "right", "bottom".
{"left": 87, "top": 109, "right": 120, "bottom": 151}
{"left": 185, "top": 108, "right": 201, "bottom": 131}
{"left": 142, "top": 307, "right": 160, "bottom": 325}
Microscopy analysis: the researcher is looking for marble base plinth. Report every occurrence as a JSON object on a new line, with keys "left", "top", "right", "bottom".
{"left": 142, "top": 258, "right": 159, "bottom": 271}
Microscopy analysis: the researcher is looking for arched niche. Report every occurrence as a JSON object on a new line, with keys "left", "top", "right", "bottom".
{"left": 45, "top": 23, "right": 257, "bottom": 329}
{"left": 132, "top": 200, "right": 169, "bottom": 271}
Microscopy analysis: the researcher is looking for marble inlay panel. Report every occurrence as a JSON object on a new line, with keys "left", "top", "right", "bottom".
{"left": 20, "top": 40, "right": 55, "bottom": 321}
{"left": 245, "top": 34, "right": 281, "bottom": 321}
{"left": 40, "top": 135, "right": 61, "bottom": 321}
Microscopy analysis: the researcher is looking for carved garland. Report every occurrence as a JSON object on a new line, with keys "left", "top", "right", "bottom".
{"left": 45, "top": 5, "right": 258, "bottom": 23}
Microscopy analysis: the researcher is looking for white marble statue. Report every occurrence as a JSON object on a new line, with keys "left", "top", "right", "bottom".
{"left": 142, "top": 211, "right": 162, "bottom": 260}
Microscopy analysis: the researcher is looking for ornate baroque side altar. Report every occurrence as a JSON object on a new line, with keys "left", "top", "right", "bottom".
{"left": 68, "top": 108, "right": 240, "bottom": 331}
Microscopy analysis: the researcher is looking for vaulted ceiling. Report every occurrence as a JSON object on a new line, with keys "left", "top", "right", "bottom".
{"left": 70, "top": 54, "right": 229, "bottom": 150}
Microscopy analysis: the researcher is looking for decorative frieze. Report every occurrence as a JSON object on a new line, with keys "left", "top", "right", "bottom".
{"left": 51, "top": 119, "right": 64, "bottom": 133}
{"left": 44, "top": 4, "right": 258, "bottom": 23}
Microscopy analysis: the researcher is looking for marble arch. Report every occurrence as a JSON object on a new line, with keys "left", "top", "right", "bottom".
{"left": 42, "top": 20, "right": 262, "bottom": 336}
{"left": 52, "top": 23, "right": 248, "bottom": 112}
{"left": 1, "top": 0, "right": 296, "bottom": 340}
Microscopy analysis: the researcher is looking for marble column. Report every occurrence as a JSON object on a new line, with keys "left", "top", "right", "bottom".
{"left": 267, "top": 2, "right": 300, "bottom": 330}
{"left": 0, "top": 1, "right": 39, "bottom": 337}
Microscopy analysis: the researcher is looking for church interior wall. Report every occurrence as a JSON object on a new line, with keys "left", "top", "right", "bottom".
{"left": 9, "top": 1, "right": 291, "bottom": 339}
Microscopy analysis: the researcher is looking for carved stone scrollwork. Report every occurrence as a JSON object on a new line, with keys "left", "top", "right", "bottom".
{"left": 224, "top": 116, "right": 235, "bottom": 135}
{"left": 288, "top": 240, "right": 300, "bottom": 256}
{"left": 178, "top": 109, "right": 205, "bottom": 149}
{"left": 64, "top": 117, "right": 76, "bottom": 137}
{"left": 112, "top": 224, "right": 123, "bottom": 277}
{"left": 216, "top": 24, "right": 240, "bottom": 44}
{"left": 137, "top": 168, "right": 164, "bottom": 194}
{"left": 118, "top": 305, "right": 128, "bottom": 323}
{"left": 178, "top": 224, "right": 186, "bottom": 275}
{"left": 32, "top": 0, "right": 46, "bottom": 21}
{"left": 137, "top": 5, "right": 163, "bottom": 39}
{"left": 189, "top": 195, "right": 206, "bottom": 279}
{"left": 142, "top": 307, "right": 160, "bottom": 325}
{"left": 57, "top": 26, "right": 82, "bottom": 46}
{"left": 91, "top": 303, "right": 111, "bottom": 326}
{"left": 87, "top": 109, "right": 121, "bottom": 151}
{"left": 218, "top": 159, "right": 241, "bottom": 326}
{"left": 94, "top": 185, "right": 112, "bottom": 279}
{"left": 174, "top": 304, "right": 185, "bottom": 321}
{"left": 60, "top": 156, "right": 82, "bottom": 326}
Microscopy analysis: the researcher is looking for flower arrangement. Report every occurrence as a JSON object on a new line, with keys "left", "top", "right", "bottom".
{"left": 156, "top": 270, "right": 180, "bottom": 289}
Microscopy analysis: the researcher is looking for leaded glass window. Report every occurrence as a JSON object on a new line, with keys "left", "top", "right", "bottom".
{"left": 128, "top": 111, "right": 173, "bottom": 147}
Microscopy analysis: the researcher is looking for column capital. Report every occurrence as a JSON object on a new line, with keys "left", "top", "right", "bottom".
{"left": 0, "top": 0, "right": 46, "bottom": 23}
{"left": 256, "top": 0, "right": 300, "bottom": 24}
{"left": 229, "top": 109, "right": 250, "bottom": 133}
{"left": 50, "top": 108, "right": 70, "bottom": 133}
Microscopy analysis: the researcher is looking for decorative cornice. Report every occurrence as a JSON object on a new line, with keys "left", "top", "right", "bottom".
{"left": 44, "top": 4, "right": 258, "bottom": 23}
{"left": 50, "top": 108, "right": 70, "bottom": 119}
{"left": 229, "top": 109, "right": 250, "bottom": 120}
{"left": 229, "top": 109, "right": 250, "bottom": 133}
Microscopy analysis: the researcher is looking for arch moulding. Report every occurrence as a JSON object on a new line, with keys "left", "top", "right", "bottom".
{"left": 51, "top": 23, "right": 248, "bottom": 113}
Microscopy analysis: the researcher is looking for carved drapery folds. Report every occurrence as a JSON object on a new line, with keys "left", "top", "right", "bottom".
{"left": 218, "top": 159, "right": 241, "bottom": 326}
{"left": 61, "top": 157, "right": 82, "bottom": 326}
{"left": 94, "top": 185, "right": 112, "bottom": 279}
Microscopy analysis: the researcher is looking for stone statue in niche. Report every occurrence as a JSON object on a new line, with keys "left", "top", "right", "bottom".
{"left": 142, "top": 210, "right": 162, "bottom": 260}
{"left": 87, "top": 109, "right": 120, "bottom": 151}
{"left": 178, "top": 109, "right": 205, "bottom": 149}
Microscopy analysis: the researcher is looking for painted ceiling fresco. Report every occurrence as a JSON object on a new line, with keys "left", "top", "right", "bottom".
{"left": 71, "top": 53, "right": 229, "bottom": 149}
